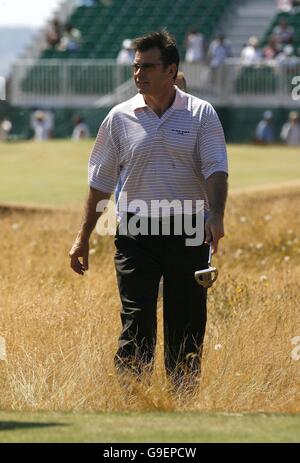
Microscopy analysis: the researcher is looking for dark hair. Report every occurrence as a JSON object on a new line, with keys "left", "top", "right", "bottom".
{"left": 132, "top": 30, "right": 179, "bottom": 80}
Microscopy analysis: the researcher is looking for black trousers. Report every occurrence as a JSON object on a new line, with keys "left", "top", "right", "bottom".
{"left": 114, "top": 213, "right": 209, "bottom": 386}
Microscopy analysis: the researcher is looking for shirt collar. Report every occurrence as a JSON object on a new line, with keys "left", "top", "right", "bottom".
{"left": 131, "top": 87, "right": 188, "bottom": 111}
{"left": 131, "top": 92, "right": 148, "bottom": 110}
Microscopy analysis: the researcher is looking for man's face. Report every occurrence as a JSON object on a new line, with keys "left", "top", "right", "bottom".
{"left": 133, "top": 48, "right": 174, "bottom": 96}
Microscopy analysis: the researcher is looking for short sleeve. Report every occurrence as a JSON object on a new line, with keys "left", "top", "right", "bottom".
{"left": 197, "top": 103, "right": 228, "bottom": 180}
{"left": 88, "top": 115, "right": 119, "bottom": 193}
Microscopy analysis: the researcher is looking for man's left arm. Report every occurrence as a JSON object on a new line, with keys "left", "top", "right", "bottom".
{"left": 204, "top": 171, "right": 228, "bottom": 254}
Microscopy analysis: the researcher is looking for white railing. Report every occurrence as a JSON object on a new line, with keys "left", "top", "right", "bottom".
{"left": 182, "top": 59, "right": 300, "bottom": 107}
{"left": 9, "top": 58, "right": 300, "bottom": 108}
{"left": 10, "top": 59, "right": 132, "bottom": 107}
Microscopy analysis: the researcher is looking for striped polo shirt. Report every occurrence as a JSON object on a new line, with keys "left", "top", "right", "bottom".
{"left": 88, "top": 87, "right": 228, "bottom": 216}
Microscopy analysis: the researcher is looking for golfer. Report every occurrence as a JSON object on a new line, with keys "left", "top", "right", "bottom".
{"left": 69, "top": 30, "right": 228, "bottom": 390}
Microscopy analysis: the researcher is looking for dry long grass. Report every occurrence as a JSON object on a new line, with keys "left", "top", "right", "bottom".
{"left": 0, "top": 188, "right": 300, "bottom": 413}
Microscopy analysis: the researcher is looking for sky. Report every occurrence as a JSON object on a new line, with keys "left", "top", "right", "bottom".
{"left": 0, "top": 0, "right": 63, "bottom": 77}
{"left": 0, "top": 0, "right": 61, "bottom": 27}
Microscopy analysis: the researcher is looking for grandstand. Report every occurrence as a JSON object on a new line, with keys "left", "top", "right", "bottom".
{"left": 3, "top": 0, "right": 300, "bottom": 142}
{"left": 235, "top": 5, "right": 300, "bottom": 98}
{"left": 39, "top": 0, "right": 229, "bottom": 60}
{"left": 21, "top": 0, "right": 231, "bottom": 99}
{"left": 261, "top": 8, "right": 300, "bottom": 52}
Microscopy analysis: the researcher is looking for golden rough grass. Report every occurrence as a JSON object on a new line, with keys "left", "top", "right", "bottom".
{"left": 0, "top": 188, "right": 300, "bottom": 413}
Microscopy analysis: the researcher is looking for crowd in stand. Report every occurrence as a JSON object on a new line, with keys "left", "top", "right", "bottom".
{"left": 184, "top": 28, "right": 232, "bottom": 68}
{"left": 45, "top": 10, "right": 298, "bottom": 66}
{"left": 115, "top": 30, "right": 232, "bottom": 70}
{"left": 24, "top": 5, "right": 300, "bottom": 147}
{"left": 242, "top": 17, "right": 298, "bottom": 65}
{"left": 182, "top": 23, "right": 298, "bottom": 69}
{"left": 46, "top": 19, "right": 82, "bottom": 52}
{"left": 182, "top": 9, "right": 300, "bottom": 67}
{"left": 278, "top": 0, "right": 300, "bottom": 12}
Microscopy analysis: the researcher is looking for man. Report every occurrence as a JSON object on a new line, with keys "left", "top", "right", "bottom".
{"left": 0, "top": 119, "right": 12, "bottom": 141}
{"left": 184, "top": 28, "right": 204, "bottom": 63}
{"left": 272, "top": 18, "right": 294, "bottom": 45}
{"left": 208, "top": 33, "right": 231, "bottom": 69}
{"left": 69, "top": 31, "right": 228, "bottom": 390}
{"left": 72, "top": 115, "right": 91, "bottom": 140}
{"left": 240, "top": 36, "right": 261, "bottom": 66}
{"left": 280, "top": 110, "right": 300, "bottom": 145}
{"left": 255, "top": 110, "right": 275, "bottom": 145}
{"left": 116, "top": 39, "right": 135, "bottom": 65}
{"left": 30, "top": 110, "right": 54, "bottom": 141}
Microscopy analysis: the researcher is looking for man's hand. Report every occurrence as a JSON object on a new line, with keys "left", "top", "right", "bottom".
{"left": 204, "top": 212, "right": 224, "bottom": 255}
{"left": 69, "top": 237, "right": 89, "bottom": 275}
{"left": 204, "top": 171, "right": 228, "bottom": 255}
{"left": 69, "top": 187, "right": 111, "bottom": 276}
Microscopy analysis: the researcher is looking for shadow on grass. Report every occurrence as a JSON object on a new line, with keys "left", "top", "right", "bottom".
{"left": 0, "top": 421, "right": 69, "bottom": 432}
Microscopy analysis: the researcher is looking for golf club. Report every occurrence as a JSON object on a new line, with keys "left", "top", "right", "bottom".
{"left": 194, "top": 242, "right": 218, "bottom": 288}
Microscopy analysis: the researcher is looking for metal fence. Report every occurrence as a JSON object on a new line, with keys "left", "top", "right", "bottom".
{"left": 182, "top": 59, "right": 300, "bottom": 107}
{"left": 10, "top": 59, "right": 132, "bottom": 108}
{"left": 9, "top": 58, "right": 300, "bottom": 108}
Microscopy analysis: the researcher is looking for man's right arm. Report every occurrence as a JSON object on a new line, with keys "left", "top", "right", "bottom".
{"left": 69, "top": 187, "right": 111, "bottom": 275}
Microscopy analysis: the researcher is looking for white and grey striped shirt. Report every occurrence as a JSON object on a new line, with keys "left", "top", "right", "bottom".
{"left": 88, "top": 87, "right": 228, "bottom": 216}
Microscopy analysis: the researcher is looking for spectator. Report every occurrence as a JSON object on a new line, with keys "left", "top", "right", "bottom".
{"left": 241, "top": 36, "right": 261, "bottom": 65}
{"left": 0, "top": 119, "right": 12, "bottom": 141}
{"left": 116, "top": 39, "right": 135, "bottom": 65}
{"left": 272, "top": 18, "right": 294, "bottom": 45}
{"left": 208, "top": 34, "right": 231, "bottom": 69}
{"left": 58, "top": 24, "right": 82, "bottom": 52}
{"left": 72, "top": 115, "right": 90, "bottom": 140}
{"left": 175, "top": 71, "right": 187, "bottom": 91}
{"left": 277, "top": 0, "right": 293, "bottom": 11}
{"left": 280, "top": 111, "right": 300, "bottom": 145}
{"left": 30, "top": 110, "right": 54, "bottom": 141}
{"left": 184, "top": 28, "right": 204, "bottom": 63}
{"left": 262, "top": 35, "right": 281, "bottom": 60}
{"left": 46, "top": 19, "right": 62, "bottom": 48}
{"left": 276, "top": 44, "right": 298, "bottom": 71}
{"left": 255, "top": 110, "right": 275, "bottom": 144}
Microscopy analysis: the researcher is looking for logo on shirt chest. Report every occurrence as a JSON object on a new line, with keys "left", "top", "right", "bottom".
{"left": 171, "top": 128, "right": 190, "bottom": 136}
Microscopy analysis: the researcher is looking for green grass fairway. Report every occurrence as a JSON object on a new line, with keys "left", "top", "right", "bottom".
{"left": 0, "top": 141, "right": 299, "bottom": 207}
{"left": 0, "top": 411, "right": 300, "bottom": 443}
{"left": 228, "top": 144, "right": 300, "bottom": 191}
{"left": 0, "top": 140, "right": 90, "bottom": 207}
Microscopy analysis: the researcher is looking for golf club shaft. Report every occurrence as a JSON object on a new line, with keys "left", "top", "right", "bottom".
{"left": 208, "top": 242, "right": 213, "bottom": 266}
